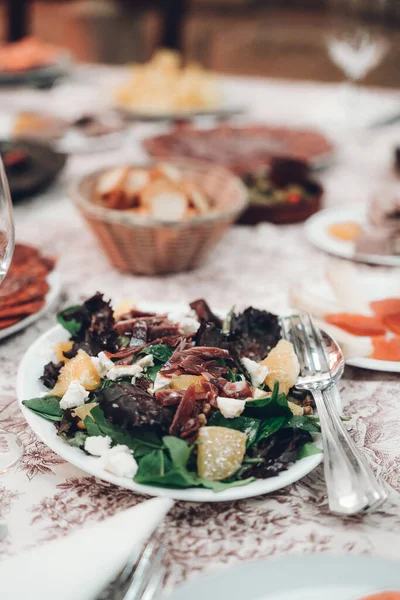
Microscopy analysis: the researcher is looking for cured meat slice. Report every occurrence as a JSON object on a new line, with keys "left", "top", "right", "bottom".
{"left": 325, "top": 313, "right": 386, "bottom": 337}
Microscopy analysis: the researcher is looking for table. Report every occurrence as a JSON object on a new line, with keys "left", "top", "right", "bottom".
{"left": 1, "top": 67, "right": 400, "bottom": 589}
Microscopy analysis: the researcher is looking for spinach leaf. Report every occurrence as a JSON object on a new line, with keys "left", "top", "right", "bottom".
{"left": 207, "top": 411, "right": 261, "bottom": 447}
{"left": 56, "top": 305, "right": 82, "bottom": 337}
{"left": 135, "top": 435, "right": 255, "bottom": 491}
{"left": 84, "top": 406, "right": 163, "bottom": 457}
{"left": 244, "top": 382, "right": 291, "bottom": 420}
{"left": 22, "top": 396, "right": 63, "bottom": 422}
{"left": 66, "top": 431, "right": 88, "bottom": 449}
{"left": 256, "top": 416, "right": 288, "bottom": 442}
{"left": 141, "top": 344, "right": 174, "bottom": 363}
{"left": 298, "top": 442, "right": 323, "bottom": 460}
{"left": 285, "top": 415, "right": 320, "bottom": 433}
{"left": 144, "top": 364, "right": 162, "bottom": 383}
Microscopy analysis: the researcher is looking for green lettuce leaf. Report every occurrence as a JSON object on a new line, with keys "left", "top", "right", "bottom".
{"left": 297, "top": 442, "right": 323, "bottom": 460}
{"left": 56, "top": 305, "right": 82, "bottom": 337}
{"left": 207, "top": 411, "right": 261, "bottom": 447}
{"left": 22, "top": 395, "right": 63, "bottom": 422}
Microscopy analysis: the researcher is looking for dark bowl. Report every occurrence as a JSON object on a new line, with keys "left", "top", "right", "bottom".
{"left": 0, "top": 139, "right": 67, "bottom": 200}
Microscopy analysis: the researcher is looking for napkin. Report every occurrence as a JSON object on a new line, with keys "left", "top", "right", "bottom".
{"left": 0, "top": 496, "right": 174, "bottom": 600}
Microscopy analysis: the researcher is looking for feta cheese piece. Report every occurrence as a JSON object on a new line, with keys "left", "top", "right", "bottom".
{"left": 217, "top": 397, "right": 246, "bottom": 419}
{"left": 153, "top": 371, "right": 171, "bottom": 393}
{"left": 167, "top": 308, "right": 200, "bottom": 336}
{"left": 241, "top": 357, "right": 269, "bottom": 388}
{"left": 85, "top": 435, "right": 112, "bottom": 457}
{"left": 91, "top": 351, "right": 115, "bottom": 378}
{"left": 60, "top": 381, "right": 89, "bottom": 410}
{"left": 101, "top": 445, "right": 138, "bottom": 478}
{"left": 106, "top": 355, "right": 154, "bottom": 382}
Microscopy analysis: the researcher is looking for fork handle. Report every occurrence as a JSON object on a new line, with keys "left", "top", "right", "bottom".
{"left": 312, "top": 388, "right": 387, "bottom": 515}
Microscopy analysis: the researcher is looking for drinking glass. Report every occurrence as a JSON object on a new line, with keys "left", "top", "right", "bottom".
{"left": 325, "top": 0, "right": 390, "bottom": 124}
{"left": 0, "top": 155, "right": 22, "bottom": 474}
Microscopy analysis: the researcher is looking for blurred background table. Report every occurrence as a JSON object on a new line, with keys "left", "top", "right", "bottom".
{"left": 1, "top": 62, "right": 400, "bottom": 590}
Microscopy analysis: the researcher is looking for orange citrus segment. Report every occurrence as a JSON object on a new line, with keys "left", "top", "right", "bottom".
{"left": 261, "top": 339, "right": 299, "bottom": 395}
{"left": 197, "top": 426, "right": 246, "bottom": 481}
{"left": 53, "top": 341, "right": 74, "bottom": 363}
{"left": 328, "top": 221, "right": 363, "bottom": 241}
{"left": 170, "top": 374, "right": 205, "bottom": 392}
{"left": 52, "top": 349, "right": 101, "bottom": 396}
{"left": 325, "top": 313, "right": 386, "bottom": 337}
{"left": 72, "top": 402, "right": 98, "bottom": 429}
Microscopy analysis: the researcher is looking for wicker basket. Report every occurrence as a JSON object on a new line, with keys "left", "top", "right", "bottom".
{"left": 70, "top": 160, "right": 248, "bottom": 275}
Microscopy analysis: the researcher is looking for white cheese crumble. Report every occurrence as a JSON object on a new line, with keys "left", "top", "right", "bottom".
{"left": 241, "top": 357, "right": 269, "bottom": 388}
{"left": 106, "top": 355, "right": 155, "bottom": 383}
{"left": 253, "top": 387, "right": 269, "bottom": 399}
{"left": 60, "top": 381, "right": 89, "bottom": 410}
{"left": 217, "top": 397, "right": 246, "bottom": 419}
{"left": 153, "top": 371, "right": 171, "bottom": 393}
{"left": 91, "top": 351, "right": 115, "bottom": 378}
{"left": 100, "top": 445, "right": 138, "bottom": 478}
{"left": 84, "top": 435, "right": 112, "bottom": 456}
{"left": 167, "top": 308, "right": 200, "bottom": 336}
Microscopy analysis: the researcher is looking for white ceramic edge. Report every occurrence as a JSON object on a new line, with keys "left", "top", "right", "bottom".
{"left": 0, "top": 270, "right": 61, "bottom": 341}
{"left": 162, "top": 554, "right": 400, "bottom": 600}
{"left": 17, "top": 300, "right": 323, "bottom": 503}
{"left": 304, "top": 205, "right": 400, "bottom": 267}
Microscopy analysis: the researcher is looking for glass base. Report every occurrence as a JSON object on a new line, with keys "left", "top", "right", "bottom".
{"left": 0, "top": 431, "right": 22, "bottom": 474}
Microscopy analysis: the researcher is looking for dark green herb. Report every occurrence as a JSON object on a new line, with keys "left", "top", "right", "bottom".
{"left": 284, "top": 415, "right": 320, "bottom": 433}
{"left": 84, "top": 406, "right": 163, "bottom": 457}
{"left": 256, "top": 416, "right": 288, "bottom": 442}
{"left": 244, "top": 382, "right": 292, "bottom": 420}
{"left": 56, "top": 305, "right": 82, "bottom": 337}
{"left": 297, "top": 442, "right": 323, "bottom": 460}
{"left": 140, "top": 344, "right": 174, "bottom": 363}
{"left": 208, "top": 412, "right": 261, "bottom": 447}
{"left": 22, "top": 396, "right": 63, "bottom": 422}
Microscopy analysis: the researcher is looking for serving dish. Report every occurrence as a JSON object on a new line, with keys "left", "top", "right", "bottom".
{"left": 305, "top": 205, "right": 400, "bottom": 267}
{"left": 18, "top": 298, "right": 324, "bottom": 502}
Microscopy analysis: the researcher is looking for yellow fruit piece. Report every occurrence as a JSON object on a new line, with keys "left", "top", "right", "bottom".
{"left": 52, "top": 349, "right": 101, "bottom": 396}
{"left": 114, "top": 298, "right": 135, "bottom": 320}
{"left": 53, "top": 341, "right": 74, "bottom": 363}
{"left": 288, "top": 401, "right": 303, "bottom": 416}
{"left": 328, "top": 221, "right": 363, "bottom": 242}
{"left": 197, "top": 426, "right": 246, "bottom": 481}
{"left": 170, "top": 374, "right": 205, "bottom": 392}
{"left": 261, "top": 339, "right": 300, "bottom": 395}
{"left": 72, "top": 402, "right": 98, "bottom": 430}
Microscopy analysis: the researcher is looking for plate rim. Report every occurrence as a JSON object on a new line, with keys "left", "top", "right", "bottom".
{"left": 304, "top": 204, "right": 400, "bottom": 267}
{"left": 17, "top": 304, "right": 323, "bottom": 503}
{"left": 162, "top": 554, "right": 400, "bottom": 599}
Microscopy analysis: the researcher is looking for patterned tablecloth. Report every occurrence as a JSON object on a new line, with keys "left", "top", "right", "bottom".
{"left": 1, "top": 66, "right": 400, "bottom": 589}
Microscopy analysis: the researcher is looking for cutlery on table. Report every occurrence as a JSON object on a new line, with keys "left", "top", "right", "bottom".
{"left": 95, "top": 530, "right": 165, "bottom": 600}
{"left": 281, "top": 312, "right": 388, "bottom": 516}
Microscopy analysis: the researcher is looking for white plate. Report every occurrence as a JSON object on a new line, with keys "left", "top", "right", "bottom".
{"left": 303, "top": 273, "right": 400, "bottom": 373}
{"left": 17, "top": 300, "right": 323, "bottom": 502}
{"left": 0, "top": 270, "right": 61, "bottom": 341}
{"left": 164, "top": 555, "right": 400, "bottom": 600}
{"left": 304, "top": 205, "right": 400, "bottom": 267}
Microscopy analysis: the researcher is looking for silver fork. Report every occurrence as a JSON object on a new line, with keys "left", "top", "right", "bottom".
{"left": 95, "top": 531, "right": 165, "bottom": 600}
{"left": 281, "top": 312, "right": 388, "bottom": 516}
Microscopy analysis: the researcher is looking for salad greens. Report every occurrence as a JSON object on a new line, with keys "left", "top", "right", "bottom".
{"left": 22, "top": 293, "right": 321, "bottom": 492}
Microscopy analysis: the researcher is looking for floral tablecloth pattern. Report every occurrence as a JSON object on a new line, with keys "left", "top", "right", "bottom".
{"left": 1, "top": 67, "right": 400, "bottom": 588}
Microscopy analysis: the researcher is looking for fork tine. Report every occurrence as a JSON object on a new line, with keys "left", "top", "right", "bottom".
{"left": 124, "top": 539, "right": 165, "bottom": 600}
{"left": 140, "top": 567, "right": 164, "bottom": 600}
{"left": 296, "top": 313, "right": 316, "bottom": 375}
{"left": 307, "top": 312, "right": 330, "bottom": 374}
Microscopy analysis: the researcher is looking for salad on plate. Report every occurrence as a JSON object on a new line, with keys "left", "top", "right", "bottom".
{"left": 22, "top": 294, "right": 321, "bottom": 492}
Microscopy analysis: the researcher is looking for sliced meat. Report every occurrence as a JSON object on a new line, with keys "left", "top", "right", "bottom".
{"left": 371, "top": 298, "right": 400, "bottom": 317}
{"left": 0, "top": 317, "right": 21, "bottom": 329}
{"left": 169, "top": 384, "right": 199, "bottom": 437}
{"left": 382, "top": 313, "right": 400, "bottom": 336}
{"left": 371, "top": 336, "right": 400, "bottom": 361}
{"left": 190, "top": 298, "right": 222, "bottom": 327}
{"left": 0, "top": 298, "right": 45, "bottom": 319}
{"left": 325, "top": 313, "right": 386, "bottom": 337}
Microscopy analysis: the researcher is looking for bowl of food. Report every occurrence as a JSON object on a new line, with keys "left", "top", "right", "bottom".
{"left": 239, "top": 157, "right": 323, "bottom": 225}
{"left": 71, "top": 160, "right": 247, "bottom": 275}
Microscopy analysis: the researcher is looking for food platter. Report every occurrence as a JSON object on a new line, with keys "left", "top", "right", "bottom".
{"left": 18, "top": 300, "right": 323, "bottom": 503}
{"left": 304, "top": 205, "right": 400, "bottom": 267}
